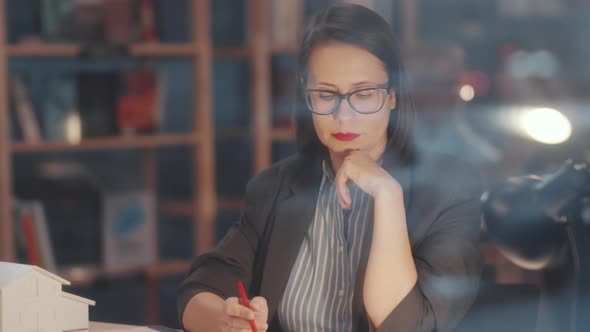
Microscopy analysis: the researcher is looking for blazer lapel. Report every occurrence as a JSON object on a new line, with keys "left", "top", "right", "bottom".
{"left": 260, "top": 155, "right": 323, "bottom": 328}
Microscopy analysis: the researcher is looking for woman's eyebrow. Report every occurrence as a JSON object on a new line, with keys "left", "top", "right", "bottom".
{"left": 313, "top": 80, "right": 381, "bottom": 90}
{"left": 351, "top": 80, "right": 381, "bottom": 87}
{"left": 314, "top": 82, "right": 338, "bottom": 89}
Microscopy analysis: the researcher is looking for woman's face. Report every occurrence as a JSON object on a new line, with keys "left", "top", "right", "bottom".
{"left": 306, "top": 42, "right": 396, "bottom": 162}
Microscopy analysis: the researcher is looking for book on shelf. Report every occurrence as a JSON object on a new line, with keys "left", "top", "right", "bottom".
{"left": 41, "top": 0, "right": 106, "bottom": 43}
{"left": 42, "top": 75, "right": 81, "bottom": 143}
{"left": 14, "top": 164, "right": 103, "bottom": 268}
{"left": 116, "top": 68, "right": 164, "bottom": 135}
{"left": 13, "top": 199, "right": 57, "bottom": 273}
{"left": 26, "top": 69, "right": 164, "bottom": 141}
{"left": 40, "top": 0, "right": 75, "bottom": 42}
{"left": 20, "top": 208, "right": 41, "bottom": 266}
{"left": 102, "top": 190, "right": 157, "bottom": 271}
{"left": 9, "top": 75, "right": 43, "bottom": 143}
{"left": 40, "top": 0, "right": 150, "bottom": 44}
{"left": 13, "top": 200, "right": 29, "bottom": 264}
{"left": 9, "top": 93, "right": 23, "bottom": 142}
{"left": 77, "top": 72, "right": 120, "bottom": 138}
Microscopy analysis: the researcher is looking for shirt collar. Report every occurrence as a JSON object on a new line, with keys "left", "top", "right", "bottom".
{"left": 322, "top": 160, "right": 336, "bottom": 183}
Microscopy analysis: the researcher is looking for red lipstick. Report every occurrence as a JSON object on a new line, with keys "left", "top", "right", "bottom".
{"left": 332, "top": 132, "right": 360, "bottom": 141}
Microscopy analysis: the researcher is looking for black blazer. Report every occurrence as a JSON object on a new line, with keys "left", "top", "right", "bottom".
{"left": 178, "top": 148, "right": 483, "bottom": 332}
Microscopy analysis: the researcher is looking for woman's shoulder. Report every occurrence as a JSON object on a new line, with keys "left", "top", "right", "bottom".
{"left": 413, "top": 147, "right": 482, "bottom": 195}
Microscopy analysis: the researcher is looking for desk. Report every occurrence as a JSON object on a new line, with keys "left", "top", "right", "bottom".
{"left": 86, "top": 322, "right": 155, "bottom": 331}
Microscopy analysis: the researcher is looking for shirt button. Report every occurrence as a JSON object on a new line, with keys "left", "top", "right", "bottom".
{"left": 338, "top": 289, "right": 344, "bottom": 297}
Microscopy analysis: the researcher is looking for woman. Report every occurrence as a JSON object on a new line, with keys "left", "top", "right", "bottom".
{"left": 178, "top": 4, "right": 482, "bottom": 332}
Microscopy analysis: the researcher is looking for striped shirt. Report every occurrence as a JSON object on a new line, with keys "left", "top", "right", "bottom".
{"left": 278, "top": 161, "right": 373, "bottom": 332}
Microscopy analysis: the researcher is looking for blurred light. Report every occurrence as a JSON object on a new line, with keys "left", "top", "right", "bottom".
{"left": 459, "top": 70, "right": 490, "bottom": 95}
{"left": 459, "top": 84, "right": 475, "bottom": 101}
{"left": 520, "top": 108, "right": 572, "bottom": 144}
{"left": 531, "top": 50, "right": 559, "bottom": 78}
{"left": 508, "top": 50, "right": 533, "bottom": 79}
{"left": 65, "top": 112, "right": 82, "bottom": 144}
{"left": 507, "top": 49, "right": 560, "bottom": 79}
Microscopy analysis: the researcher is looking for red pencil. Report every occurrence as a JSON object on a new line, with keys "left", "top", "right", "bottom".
{"left": 236, "top": 281, "right": 257, "bottom": 332}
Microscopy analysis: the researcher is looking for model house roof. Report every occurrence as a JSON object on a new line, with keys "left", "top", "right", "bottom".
{"left": 0, "top": 262, "right": 70, "bottom": 287}
{"left": 62, "top": 291, "right": 96, "bottom": 306}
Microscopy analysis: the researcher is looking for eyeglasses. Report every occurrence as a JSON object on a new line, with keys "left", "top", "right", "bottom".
{"left": 305, "top": 86, "right": 391, "bottom": 115}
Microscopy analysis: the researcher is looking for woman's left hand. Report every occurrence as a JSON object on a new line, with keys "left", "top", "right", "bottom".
{"left": 335, "top": 151, "right": 402, "bottom": 208}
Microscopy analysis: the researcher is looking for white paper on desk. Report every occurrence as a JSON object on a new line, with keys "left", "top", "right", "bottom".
{"left": 87, "top": 322, "right": 157, "bottom": 331}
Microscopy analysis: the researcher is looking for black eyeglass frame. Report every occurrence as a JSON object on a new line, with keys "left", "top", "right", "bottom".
{"left": 304, "top": 85, "right": 392, "bottom": 115}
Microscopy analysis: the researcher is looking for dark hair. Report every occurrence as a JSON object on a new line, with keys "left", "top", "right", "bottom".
{"left": 295, "top": 4, "right": 416, "bottom": 164}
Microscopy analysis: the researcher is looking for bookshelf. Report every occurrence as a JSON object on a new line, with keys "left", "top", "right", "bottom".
{"left": 0, "top": 0, "right": 426, "bottom": 326}
{"left": 0, "top": 0, "right": 216, "bottom": 325}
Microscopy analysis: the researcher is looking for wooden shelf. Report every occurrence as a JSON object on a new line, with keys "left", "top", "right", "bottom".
{"left": 219, "top": 197, "right": 245, "bottom": 210}
{"left": 6, "top": 42, "right": 198, "bottom": 57}
{"left": 212, "top": 46, "right": 299, "bottom": 57}
{"left": 11, "top": 133, "right": 200, "bottom": 152}
{"left": 214, "top": 47, "right": 251, "bottom": 58}
{"left": 217, "top": 129, "right": 251, "bottom": 139}
{"left": 272, "top": 127, "right": 295, "bottom": 141}
{"left": 60, "top": 260, "right": 192, "bottom": 287}
{"left": 160, "top": 201, "right": 195, "bottom": 216}
{"left": 4, "top": 42, "right": 299, "bottom": 59}
{"left": 217, "top": 127, "right": 294, "bottom": 141}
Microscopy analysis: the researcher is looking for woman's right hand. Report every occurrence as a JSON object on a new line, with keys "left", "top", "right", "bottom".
{"left": 222, "top": 296, "right": 269, "bottom": 331}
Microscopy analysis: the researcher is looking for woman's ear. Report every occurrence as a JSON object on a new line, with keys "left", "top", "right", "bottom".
{"left": 389, "top": 89, "right": 397, "bottom": 110}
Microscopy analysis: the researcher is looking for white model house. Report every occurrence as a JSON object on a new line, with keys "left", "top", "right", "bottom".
{"left": 0, "top": 262, "right": 95, "bottom": 332}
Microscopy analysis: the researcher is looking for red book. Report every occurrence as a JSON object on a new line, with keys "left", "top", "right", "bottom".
{"left": 21, "top": 211, "right": 42, "bottom": 266}
{"left": 117, "top": 70, "right": 161, "bottom": 134}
